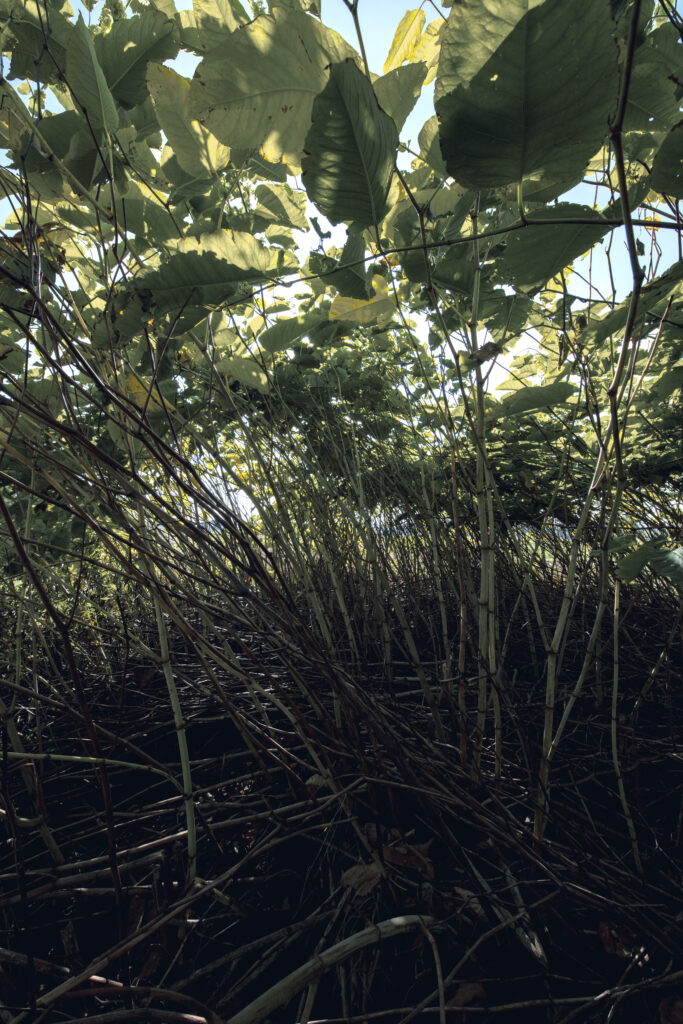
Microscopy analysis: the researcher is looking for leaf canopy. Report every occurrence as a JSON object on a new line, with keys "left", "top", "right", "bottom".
{"left": 0, "top": 0, "right": 681, "bottom": 746}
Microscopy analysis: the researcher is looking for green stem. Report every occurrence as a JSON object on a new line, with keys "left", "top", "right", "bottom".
{"left": 344, "top": 0, "right": 371, "bottom": 75}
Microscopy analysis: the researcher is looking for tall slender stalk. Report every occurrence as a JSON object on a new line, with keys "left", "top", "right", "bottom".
{"left": 535, "top": 0, "right": 645, "bottom": 839}
{"left": 132, "top": 496, "right": 197, "bottom": 886}
{"left": 468, "top": 195, "right": 500, "bottom": 777}
{"left": 611, "top": 577, "right": 642, "bottom": 873}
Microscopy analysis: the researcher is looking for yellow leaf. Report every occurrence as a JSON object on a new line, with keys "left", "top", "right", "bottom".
{"left": 412, "top": 20, "right": 443, "bottom": 85}
{"left": 125, "top": 374, "right": 168, "bottom": 412}
{"left": 383, "top": 9, "right": 425, "bottom": 73}
{"left": 329, "top": 274, "right": 396, "bottom": 325}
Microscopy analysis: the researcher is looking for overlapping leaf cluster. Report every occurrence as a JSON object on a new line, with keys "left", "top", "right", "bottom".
{"left": 0, "top": 0, "right": 681, "bottom": 816}
{"left": 0, "top": 0, "right": 680, "bottom": 527}
{"left": 0, "top": 4, "right": 682, "bottom": 1016}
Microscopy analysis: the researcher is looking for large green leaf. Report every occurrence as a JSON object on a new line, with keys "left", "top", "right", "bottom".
{"left": 373, "top": 63, "right": 426, "bottom": 133}
{"left": 412, "top": 19, "right": 443, "bottom": 86}
{"left": 498, "top": 204, "right": 609, "bottom": 292}
{"left": 312, "top": 232, "right": 371, "bottom": 299}
{"left": 302, "top": 60, "right": 398, "bottom": 229}
{"left": 618, "top": 542, "right": 683, "bottom": 588}
{"left": 431, "top": 246, "right": 474, "bottom": 295}
{"left": 4, "top": 0, "right": 72, "bottom": 85}
{"left": 482, "top": 291, "right": 534, "bottom": 343}
{"left": 435, "top": 0, "right": 618, "bottom": 189}
{"left": 216, "top": 355, "right": 268, "bottom": 393}
{"left": 177, "top": 0, "right": 249, "bottom": 53}
{"left": 253, "top": 184, "right": 308, "bottom": 231}
{"left": 20, "top": 110, "right": 108, "bottom": 195}
{"left": 582, "top": 261, "right": 683, "bottom": 350}
{"left": 110, "top": 194, "right": 184, "bottom": 243}
{"left": 135, "top": 230, "right": 295, "bottom": 314}
{"left": 623, "top": 25, "right": 682, "bottom": 138}
{"left": 259, "top": 313, "right": 325, "bottom": 354}
{"left": 148, "top": 64, "right": 228, "bottom": 179}
{"left": 491, "top": 381, "right": 575, "bottom": 419}
{"left": 426, "top": 183, "right": 472, "bottom": 221}
{"left": 66, "top": 16, "right": 119, "bottom": 133}
{"left": 418, "top": 115, "right": 447, "bottom": 175}
{"left": 329, "top": 274, "right": 396, "bottom": 325}
{"left": 0, "top": 335, "right": 27, "bottom": 373}
{"left": 189, "top": 9, "right": 356, "bottom": 170}
{"left": 650, "top": 123, "right": 683, "bottom": 200}
{"left": 646, "top": 549, "right": 683, "bottom": 589}
{"left": 95, "top": 10, "right": 178, "bottom": 108}
{"left": 600, "top": 174, "right": 651, "bottom": 222}
{"left": 246, "top": 154, "right": 292, "bottom": 183}
{"left": 128, "top": 96, "right": 163, "bottom": 143}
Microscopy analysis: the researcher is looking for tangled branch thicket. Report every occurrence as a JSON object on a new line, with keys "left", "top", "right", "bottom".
{"left": 0, "top": 349, "right": 680, "bottom": 1024}
{"left": 0, "top": 0, "right": 682, "bottom": 1022}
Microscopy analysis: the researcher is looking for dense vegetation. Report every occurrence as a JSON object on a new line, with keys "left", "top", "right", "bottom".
{"left": 0, "top": 0, "right": 681, "bottom": 1021}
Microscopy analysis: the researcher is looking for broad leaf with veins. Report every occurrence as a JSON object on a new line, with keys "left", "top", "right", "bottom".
{"left": 435, "top": 0, "right": 618, "bottom": 189}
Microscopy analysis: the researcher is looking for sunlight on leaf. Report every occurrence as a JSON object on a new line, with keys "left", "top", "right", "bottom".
{"left": 148, "top": 64, "right": 229, "bottom": 178}
{"left": 189, "top": 9, "right": 356, "bottom": 169}
{"left": 329, "top": 274, "right": 396, "bottom": 325}
{"left": 383, "top": 9, "right": 425, "bottom": 73}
